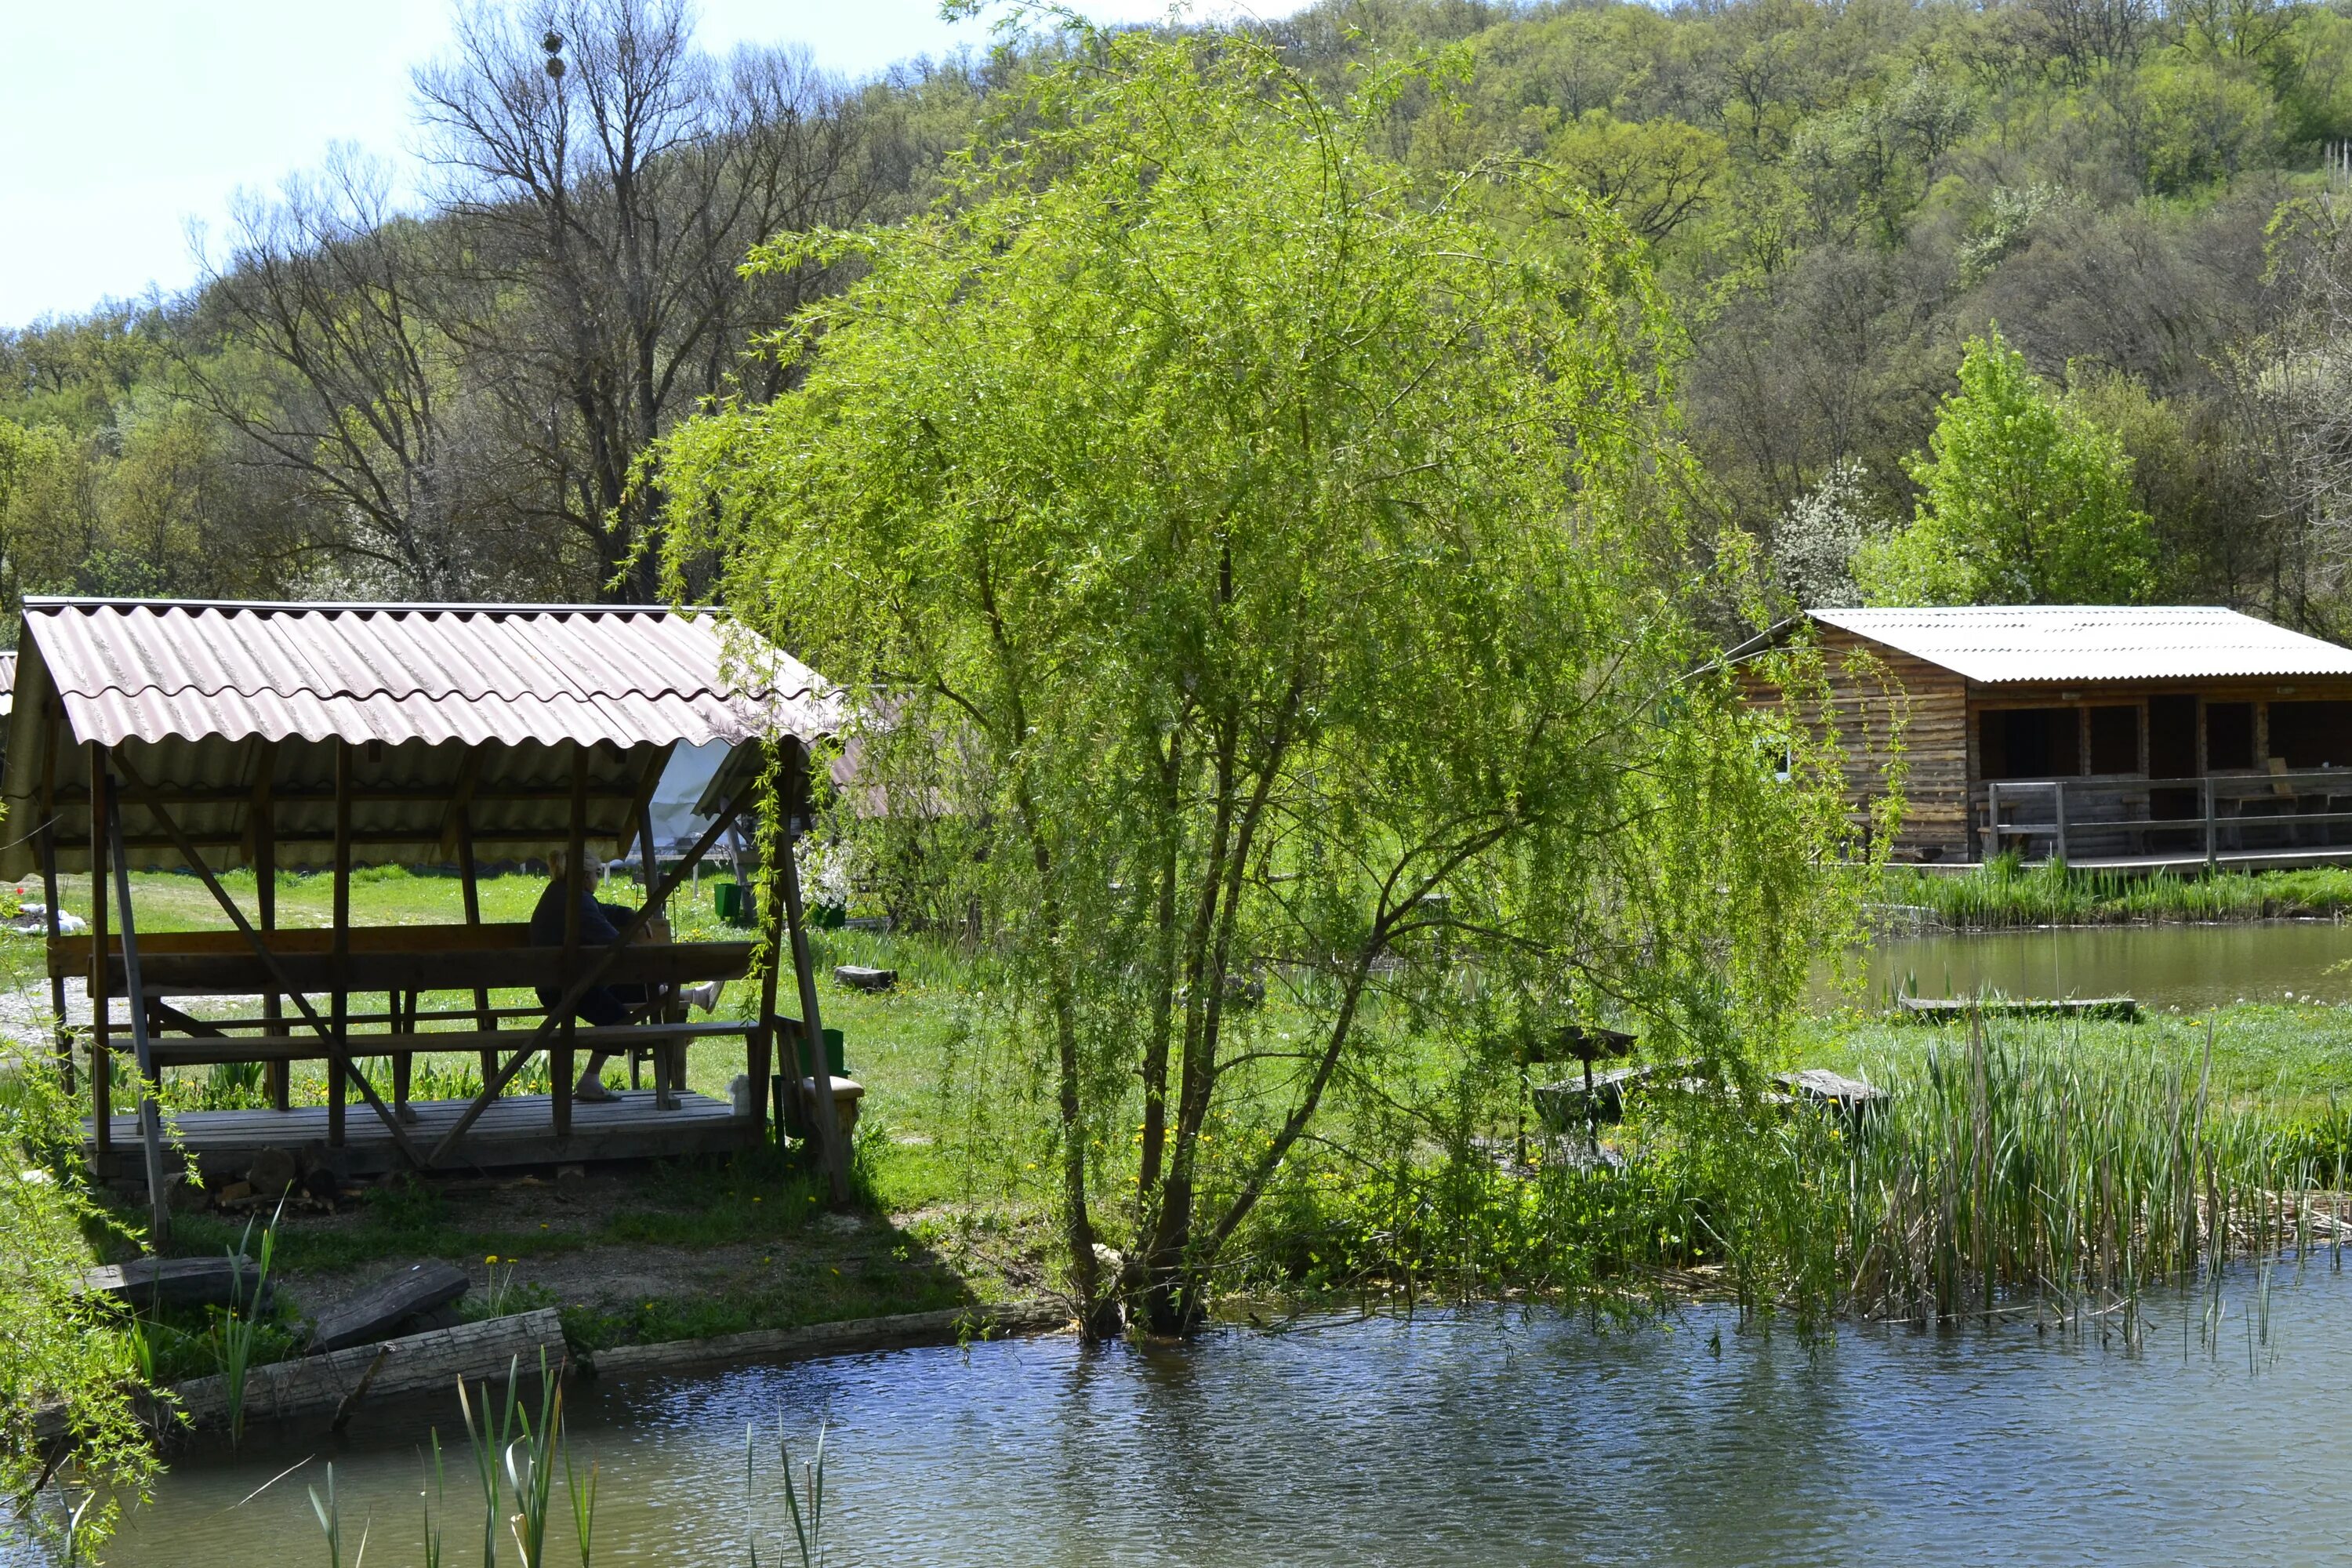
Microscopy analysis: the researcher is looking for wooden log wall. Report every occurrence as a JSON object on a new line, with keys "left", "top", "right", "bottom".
{"left": 1738, "top": 624, "right": 1970, "bottom": 862}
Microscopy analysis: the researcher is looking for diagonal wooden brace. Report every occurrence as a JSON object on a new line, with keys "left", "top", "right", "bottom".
{"left": 425, "top": 798, "right": 746, "bottom": 1166}
{"left": 111, "top": 758, "right": 428, "bottom": 1169}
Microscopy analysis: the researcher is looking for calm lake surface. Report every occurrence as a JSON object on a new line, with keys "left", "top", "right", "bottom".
{"left": 18, "top": 1268, "right": 2352, "bottom": 1568}
{"left": 1843, "top": 917, "right": 2352, "bottom": 1009}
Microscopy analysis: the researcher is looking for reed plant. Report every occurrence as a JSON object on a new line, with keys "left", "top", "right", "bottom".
{"left": 502, "top": 1349, "right": 566, "bottom": 1567}
{"left": 1879, "top": 860, "right": 2352, "bottom": 931}
{"left": 1833, "top": 1022, "right": 2319, "bottom": 1330}
{"left": 457, "top": 1359, "right": 524, "bottom": 1566}
{"left": 307, "top": 1464, "right": 344, "bottom": 1568}
{"left": 216, "top": 1203, "right": 282, "bottom": 1446}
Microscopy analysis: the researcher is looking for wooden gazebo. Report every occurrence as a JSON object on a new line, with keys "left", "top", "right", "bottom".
{"left": 0, "top": 598, "right": 855, "bottom": 1232}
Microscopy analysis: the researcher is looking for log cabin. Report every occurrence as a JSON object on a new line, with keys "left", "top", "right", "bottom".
{"left": 1737, "top": 606, "right": 2352, "bottom": 869}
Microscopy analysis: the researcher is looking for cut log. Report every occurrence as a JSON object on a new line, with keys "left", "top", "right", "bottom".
{"left": 307, "top": 1261, "right": 470, "bottom": 1352}
{"left": 833, "top": 964, "right": 897, "bottom": 992}
{"left": 78, "top": 1254, "right": 260, "bottom": 1310}
{"left": 162, "top": 1306, "right": 565, "bottom": 1432}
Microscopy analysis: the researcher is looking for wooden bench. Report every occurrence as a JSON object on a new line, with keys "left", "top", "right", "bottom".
{"left": 65, "top": 921, "right": 757, "bottom": 1131}
{"left": 53, "top": 923, "right": 755, "bottom": 996}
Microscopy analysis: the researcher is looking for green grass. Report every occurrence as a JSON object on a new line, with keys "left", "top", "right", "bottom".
{"left": 1880, "top": 859, "right": 2352, "bottom": 931}
{"left": 2, "top": 867, "right": 1036, "bottom": 1349}
{"left": 39, "top": 863, "right": 2352, "bottom": 1345}
{"left": 1796, "top": 1003, "right": 2352, "bottom": 1118}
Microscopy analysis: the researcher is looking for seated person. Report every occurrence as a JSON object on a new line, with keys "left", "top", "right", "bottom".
{"left": 533, "top": 848, "right": 720, "bottom": 1103}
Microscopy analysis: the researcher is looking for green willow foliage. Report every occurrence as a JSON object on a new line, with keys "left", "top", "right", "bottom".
{"left": 0, "top": 1068, "right": 154, "bottom": 1554}
{"left": 1857, "top": 327, "right": 2159, "bottom": 605}
{"left": 660, "top": 24, "right": 1866, "bottom": 1332}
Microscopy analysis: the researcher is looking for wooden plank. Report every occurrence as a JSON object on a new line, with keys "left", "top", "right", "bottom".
{"left": 778, "top": 743, "right": 848, "bottom": 1201}
{"left": 590, "top": 1301, "right": 1069, "bottom": 1377}
{"left": 137, "top": 1021, "right": 754, "bottom": 1067}
{"left": 160, "top": 1307, "right": 567, "bottom": 1432}
{"left": 94, "top": 1094, "right": 755, "bottom": 1182}
{"left": 38, "top": 706, "right": 72, "bottom": 1091}
{"left": 87, "top": 940, "right": 755, "bottom": 998}
{"left": 330, "top": 742, "right": 352, "bottom": 1148}
{"left": 54, "top": 922, "right": 539, "bottom": 978}
{"left": 456, "top": 800, "right": 497, "bottom": 1087}
{"left": 78, "top": 1254, "right": 261, "bottom": 1310}
{"left": 89, "top": 743, "right": 111, "bottom": 1163}
{"left": 309, "top": 1261, "right": 471, "bottom": 1352}
{"left": 104, "top": 779, "right": 172, "bottom": 1244}
{"left": 557, "top": 748, "right": 588, "bottom": 1137}
{"left": 256, "top": 743, "right": 289, "bottom": 1112}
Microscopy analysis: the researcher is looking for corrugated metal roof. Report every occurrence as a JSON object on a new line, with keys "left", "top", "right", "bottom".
{"left": 17, "top": 597, "right": 837, "bottom": 749}
{"left": 0, "top": 599, "right": 841, "bottom": 878}
{"left": 1809, "top": 606, "right": 2352, "bottom": 684}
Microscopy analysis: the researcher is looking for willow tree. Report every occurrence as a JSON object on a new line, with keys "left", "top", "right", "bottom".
{"left": 661, "top": 24, "right": 1858, "bottom": 1335}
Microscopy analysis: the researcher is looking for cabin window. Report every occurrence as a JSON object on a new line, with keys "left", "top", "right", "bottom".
{"left": 2265, "top": 700, "right": 2352, "bottom": 768}
{"left": 2087, "top": 706, "right": 2140, "bottom": 775}
{"left": 2148, "top": 695, "right": 2198, "bottom": 780}
{"left": 2207, "top": 702, "right": 2256, "bottom": 771}
{"left": 1982, "top": 707, "right": 2080, "bottom": 780}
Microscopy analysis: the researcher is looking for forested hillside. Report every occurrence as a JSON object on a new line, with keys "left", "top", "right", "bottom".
{"left": 3, "top": 0, "right": 2350, "bottom": 632}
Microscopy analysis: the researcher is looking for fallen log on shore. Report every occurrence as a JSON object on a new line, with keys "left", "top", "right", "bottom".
{"left": 157, "top": 1306, "right": 566, "bottom": 1432}
{"left": 588, "top": 1301, "right": 1069, "bottom": 1377}
{"left": 76, "top": 1254, "right": 261, "bottom": 1311}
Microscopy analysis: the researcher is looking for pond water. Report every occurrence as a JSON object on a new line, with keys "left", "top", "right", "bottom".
{"left": 17, "top": 1263, "right": 2352, "bottom": 1568}
{"left": 1839, "top": 918, "right": 2352, "bottom": 1010}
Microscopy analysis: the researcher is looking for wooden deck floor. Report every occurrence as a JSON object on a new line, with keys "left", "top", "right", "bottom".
{"left": 88, "top": 1089, "right": 755, "bottom": 1181}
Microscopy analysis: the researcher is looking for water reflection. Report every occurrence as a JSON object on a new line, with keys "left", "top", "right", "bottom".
{"left": 21, "top": 1267, "right": 2351, "bottom": 1567}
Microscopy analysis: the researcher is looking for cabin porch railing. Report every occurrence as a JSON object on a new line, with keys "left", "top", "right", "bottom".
{"left": 1973, "top": 769, "right": 2352, "bottom": 864}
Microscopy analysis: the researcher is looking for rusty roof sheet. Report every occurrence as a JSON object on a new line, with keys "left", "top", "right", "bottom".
{"left": 1809, "top": 606, "right": 2352, "bottom": 684}
{"left": 16, "top": 597, "right": 837, "bottom": 749}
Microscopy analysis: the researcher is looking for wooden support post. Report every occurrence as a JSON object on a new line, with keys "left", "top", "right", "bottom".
{"left": 105, "top": 786, "right": 172, "bottom": 1245}
{"left": 776, "top": 749, "right": 851, "bottom": 1205}
{"left": 255, "top": 744, "right": 289, "bottom": 1111}
{"left": 38, "top": 714, "right": 72, "bottom": 1092}
{"left": 89, "top": 746, "right": 111, "bottom": 1163}
{"left": 639, "top": 785, "right": 681, "bottom": 1106}
{"left": 554, "top": 747, "right": 589, "bottom": 1138}
{"left": 2054, "top": 780, "right": 2067, "bottom": 866}
{"left": 392, "top": 989, "right": 413, "bottom": 1115}
{"left": 755, "top": 869, "right": 782, "bottom": 1145}
{"left": 330, "top": 742, "right": 351, "bottom": 1148}
{"left": 456, "top": 807, "right": 498, "bottom": 1090}
{"left": 2205, "top": 777, "right": 2217, "bottom": 866}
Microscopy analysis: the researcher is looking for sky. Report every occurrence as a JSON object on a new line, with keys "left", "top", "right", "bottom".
{"left": 1, "top": 0, "right": 1294, "bottom": 328}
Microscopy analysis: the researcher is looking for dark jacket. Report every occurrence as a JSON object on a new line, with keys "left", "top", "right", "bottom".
{"left": 531, "top": 878, "right": 644, "bottom": 1028}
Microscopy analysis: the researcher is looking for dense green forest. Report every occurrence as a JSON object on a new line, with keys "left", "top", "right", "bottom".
{"left": 3, "top": 0, "right": 2351, "bottom": 631}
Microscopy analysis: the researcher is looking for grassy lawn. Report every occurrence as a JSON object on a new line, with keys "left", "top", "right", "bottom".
{"left": 1791, "top": 1000, "right": 2352, "bottom": 1120}
{"left": 0, "top": 867, "right": 1052, "bottom": 1356}
{"left": 25, "top": 865, "right": 2352, "bottom": 1359}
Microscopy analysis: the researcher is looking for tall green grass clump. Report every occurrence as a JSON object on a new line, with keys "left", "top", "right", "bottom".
{"left": 1838, "top": 1026, "right": 2315, "bottom": 1328}
{"left": 1881, "top": 859, "right": 2352, "bottom": 931}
